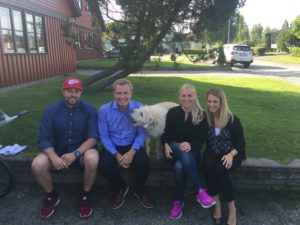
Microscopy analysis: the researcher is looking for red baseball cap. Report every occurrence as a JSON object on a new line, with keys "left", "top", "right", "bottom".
{"left": 63, "top": 77, "right": 83, "bottom": 90}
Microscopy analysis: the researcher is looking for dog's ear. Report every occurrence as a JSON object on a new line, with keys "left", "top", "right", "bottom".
{"left": 149, "top": 115, "right": 154, "bottom": 124}
{"left": 149, "top": 115, "right": 158, "bottom": 127}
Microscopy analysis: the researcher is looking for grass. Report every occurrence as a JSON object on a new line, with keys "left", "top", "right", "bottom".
{"left": 76, "top": 57, "right": 219, "bottom": 71}
{"left": 258, "top": 55, "right": 300, "bottom": 64}
{"left": 0, "top": 75, "right": 299, "bottom": 164}
{"left": 263, "top": 51, "right": 288, "bottom": 56}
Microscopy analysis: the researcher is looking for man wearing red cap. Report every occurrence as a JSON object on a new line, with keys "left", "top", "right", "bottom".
{"left": 31, "top": 77, "right": 99, "bottom": 219}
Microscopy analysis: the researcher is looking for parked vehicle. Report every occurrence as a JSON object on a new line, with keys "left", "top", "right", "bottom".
{"left": 105, "top": 48, "right": 121, "bottom": 59}
{"left": 223, "top": 44, "right": 253, "bottom": 68}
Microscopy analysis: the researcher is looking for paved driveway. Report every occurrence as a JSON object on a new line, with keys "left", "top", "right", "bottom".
{"left": 1, "top": 183, "right": 300, "bottom": 225}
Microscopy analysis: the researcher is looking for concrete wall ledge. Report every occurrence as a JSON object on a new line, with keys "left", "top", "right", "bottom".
{"left": 2, "top": 154, "right": 300, "bottom": 190}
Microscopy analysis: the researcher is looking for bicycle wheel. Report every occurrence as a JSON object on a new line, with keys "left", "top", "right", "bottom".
{"left": 0, "top": 157, "right": 13, "bottom": 196}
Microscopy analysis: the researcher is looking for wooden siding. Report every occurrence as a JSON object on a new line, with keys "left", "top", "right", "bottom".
{"left": 75, "top": 48, "right": 103, "bottom": 61}
{"left": 0, "top": 0, "right": 73, "bottom": 20}
{"left": 29, "top": 0, "right": 74, "bottom": 16}
{"left": 0, "top": 17, "right": 76, "bottom": 88}
{"left": 0, "top": 0, "right": 104, "bottom": 89}
{"left": 75, "top": 0, "right": 94, "bottom": 29}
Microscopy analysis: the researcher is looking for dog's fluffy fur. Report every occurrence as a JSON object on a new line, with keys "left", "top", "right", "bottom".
{"left": 131, "top": 102, "right": 178, "bottom": 158}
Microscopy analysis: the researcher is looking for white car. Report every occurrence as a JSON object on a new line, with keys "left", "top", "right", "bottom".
{"left": 223, "top": 44, "right": 253, "bottom": 68}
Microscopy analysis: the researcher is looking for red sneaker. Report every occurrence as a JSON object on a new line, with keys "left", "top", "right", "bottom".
{"left": 79, "top": 195, "right": 92, "bottom": 219}
{"left": 40, "top": 193, "right": 60, "bottom": 219}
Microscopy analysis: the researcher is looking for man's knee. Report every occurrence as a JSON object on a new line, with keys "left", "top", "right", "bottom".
{"left": 83, "top": 149, "right": 99, "bottom": 169}
{"left": 31, "top": 153, "right": 50, "bottom": 173}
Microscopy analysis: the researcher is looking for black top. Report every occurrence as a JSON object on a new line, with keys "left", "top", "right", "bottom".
{"left": 162, "top": 106, "right": 208, "bottom": 151}
{"left": 206, "top": 114, "right": 246, "bottom": 159}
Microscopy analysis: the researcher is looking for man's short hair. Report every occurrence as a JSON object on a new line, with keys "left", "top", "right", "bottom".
{"left": 113, "top": 79, "right": 133, "bottom": 92}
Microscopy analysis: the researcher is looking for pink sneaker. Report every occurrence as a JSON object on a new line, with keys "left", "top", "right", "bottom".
{"left": 196, "top": 188, "right": 216, "bottom": 208}
{"left": 169, "top": 200, "right": 184, "bottom": 220}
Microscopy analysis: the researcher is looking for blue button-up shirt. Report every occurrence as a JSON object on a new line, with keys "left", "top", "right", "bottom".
{"left": 98, "top": 100, "right": 147, "bottom": 155}
{"left": 38, "top": 99, "right": 98, "bottom": 156}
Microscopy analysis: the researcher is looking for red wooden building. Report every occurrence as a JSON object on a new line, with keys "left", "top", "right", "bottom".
{"left": 0, "top": 0, "right": 104, "bottom": 88}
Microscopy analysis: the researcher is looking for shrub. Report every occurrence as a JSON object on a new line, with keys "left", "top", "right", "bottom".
{"left": 170, "top": 53, "right": 177, "bottom": 63}
{"left": 252, "top": 47, "right": 266, "bottom": 56}
{"left": 290, "top": 47, "right": 300, "bottom": 57}
{"left": 183, "top": 48, "right": 206, "bottom": 55}
{"left": 183, "top": 48, "right": 208, "bottom": 63}
{"left": 217, "top": 46, "right": 225, "bottom": 65}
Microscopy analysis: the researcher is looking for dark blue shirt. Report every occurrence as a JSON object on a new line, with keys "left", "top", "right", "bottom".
{"left": 38, "top": 99, "right": 98, "bottom": 156}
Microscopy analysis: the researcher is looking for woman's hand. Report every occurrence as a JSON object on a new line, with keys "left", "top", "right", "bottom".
{"left": 179, "top": 142, "right": 191, "bottom": 152}
{"left": 164, "top": 143, "right": 173, "bottom": 159}
{"left": 222, "top": 150, "right": 237, "bottom": 169}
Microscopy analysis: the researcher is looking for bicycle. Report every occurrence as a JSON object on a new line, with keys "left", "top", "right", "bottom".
{"left": 0, "top": 109, "right": 28, "bottom": 197}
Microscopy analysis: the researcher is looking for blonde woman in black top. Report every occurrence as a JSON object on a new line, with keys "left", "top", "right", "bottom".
{"left": 163, "top": 84, "right": 215, "bottom": 220}
{"left": 203, "top": 87, "right": 246, "bottom": 225}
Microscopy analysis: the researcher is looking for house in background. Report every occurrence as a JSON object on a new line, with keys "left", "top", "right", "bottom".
{"left": 0, "top": 0, "right": 104, "bottom": 88}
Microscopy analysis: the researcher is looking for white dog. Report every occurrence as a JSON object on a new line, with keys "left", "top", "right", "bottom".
{"left": 131, "top": 102, "right": 178, "bottom": 158}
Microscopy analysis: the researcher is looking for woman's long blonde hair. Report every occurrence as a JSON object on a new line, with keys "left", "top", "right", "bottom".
{"left": 206, "top": 87, "right": 233, "bottom": 128}
{"left": 179, "top": 84, "right": 203, "bottom": 125}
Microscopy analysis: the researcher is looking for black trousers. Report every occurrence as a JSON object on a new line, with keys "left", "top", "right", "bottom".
{"left": 99, "top": 145, "right": 149, "bottom": 194}
{"left": 202, "top": 150, "right": 242, "bottom": 202}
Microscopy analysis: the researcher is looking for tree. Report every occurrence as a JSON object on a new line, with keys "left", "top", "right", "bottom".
{"left": 282, "top": 20, "right": 289, "bottom": 29}
{"left": 276, "top": 29, "right": 290, "bottom": 51}
{"left": 85, "top": 0, "right": 245, "bottom": 91}
{"left": 291, "top": 15, "right": 300, "bottom": 39}
{"left": 262, "top": 26, "right": 271, "bottom": 50}
{"left": 250, "top": 23, "right": 264, "bottom": 46}
{"left": 232, "top": 13, "right": 250, "bottom": 44}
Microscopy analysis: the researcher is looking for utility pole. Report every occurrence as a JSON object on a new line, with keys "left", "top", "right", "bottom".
{"left": 227, "top": 19, "right": 230, "bottom": 44}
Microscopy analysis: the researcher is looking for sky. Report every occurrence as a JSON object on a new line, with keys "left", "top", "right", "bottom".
{"left": 239, "top": 0, "right": 300, "bottom": 29}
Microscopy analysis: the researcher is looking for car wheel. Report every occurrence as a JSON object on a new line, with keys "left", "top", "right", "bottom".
{"left": 244, "top": 63, "right": 250, "bottom": 68}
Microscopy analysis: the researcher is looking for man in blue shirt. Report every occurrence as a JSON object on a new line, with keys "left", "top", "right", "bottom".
{"left": 98, "top": 78, "right": 154, "bottom": 209}
{"left": 31, "top": 77, "right": 99, "bottom": 219}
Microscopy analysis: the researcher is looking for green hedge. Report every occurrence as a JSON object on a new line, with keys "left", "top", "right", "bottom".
{"left": 182, "top": 48, "right": 206, "bottom": 55}
{"left": 290, "top": 47, "right": 300, "bottom": 57}
{"left": 252, "top": 47, "right": 266, "bottom": 56}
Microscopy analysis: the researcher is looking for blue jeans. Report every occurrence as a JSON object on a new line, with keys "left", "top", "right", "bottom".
{"left": 168, "top": 141, "right": 204, "bottom": 201}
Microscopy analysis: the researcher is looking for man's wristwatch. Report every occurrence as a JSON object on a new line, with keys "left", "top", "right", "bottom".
{"left": 74, "top": 150, "right": 81, "bottom": 158}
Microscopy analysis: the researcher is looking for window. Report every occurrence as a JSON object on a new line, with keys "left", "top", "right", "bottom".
{"left": 26, "top": 14, "right": 36, "bottom": 52}
{"left": 26, "top": 13, "right": 46, "bottom": 53}
{"left": 0, "top": 5, "right": 46, "bottom": 53}
{"left": 13, "top": 10, "right": 26, "bottom": 53}
{"left": 0, "top": 6, "right": 14, "bottom": 53}
{"left": 86, "top": 32, "right": 94, "bottom": 49}
{"left": 75, "top": 0, "right": 82, "bottom": 11}
{"left": 86, "top": 2, "right": 91, "bottom": 15}
{"left": 35, "top": 16, "right": 46, "bottom": 53}
{"left": 74, "top": 29, "right": 81, "bottom": 48}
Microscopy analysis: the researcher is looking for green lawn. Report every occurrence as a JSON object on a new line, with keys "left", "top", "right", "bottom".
{"left": 77, "top": 57, "right": 221, "bottom": 71}
{"left": 0, "top": 75, "right": 299, "bottom": 164}
{"left": 258, "top": 55, "right": 300, "bottom": 64}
